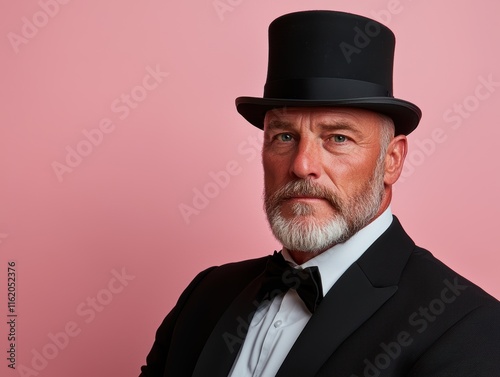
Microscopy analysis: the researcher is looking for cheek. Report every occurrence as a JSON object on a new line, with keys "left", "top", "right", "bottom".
{"left": 322, "top": 156, "right": 351, "bottom": 183}
{"left": 263, "top": 154, "right": 286, "bottom": 182}
{"left": 324, "top": 156, "right": 377, "bottom": 192}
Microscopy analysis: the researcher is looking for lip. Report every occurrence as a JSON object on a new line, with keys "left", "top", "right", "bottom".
{"left": 286, "top": 196, "right": 326, "bottom": 202}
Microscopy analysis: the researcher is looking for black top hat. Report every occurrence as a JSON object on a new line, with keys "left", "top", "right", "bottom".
{"left": 235, "top": 10, "right": 421, "bottom": 135}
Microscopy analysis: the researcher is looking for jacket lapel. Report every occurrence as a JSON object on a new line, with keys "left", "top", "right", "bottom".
{"left": 276, "top": 263, "right": 397, "bottom": 377}
{"left": 192, "top": 265, "right": 268, "bottom": 377}
{"left": 276, "top": 216, "right": 415, "bottom": 377}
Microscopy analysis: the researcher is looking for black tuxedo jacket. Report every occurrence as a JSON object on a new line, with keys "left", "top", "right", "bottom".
{"left": 139, "top": 218, "right": 500, "bottom": 376}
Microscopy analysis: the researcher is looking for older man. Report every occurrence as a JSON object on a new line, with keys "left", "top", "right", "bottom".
{"left": 139, "top": 11, "right": 500, "bottom": 377}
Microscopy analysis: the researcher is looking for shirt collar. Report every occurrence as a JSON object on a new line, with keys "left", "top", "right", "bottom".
{"left": 281, "top": 207, "right": 393, "bottom": 296}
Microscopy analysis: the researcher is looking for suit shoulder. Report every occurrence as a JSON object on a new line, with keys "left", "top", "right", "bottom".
{"left": 210, "top": 255, "right": 269, "bottom": 274}
{"left": 193, "top": 255, "right": 269, "bottom": 291}
{"left": 402, "top": 245, "right": 499, "bottom": 308}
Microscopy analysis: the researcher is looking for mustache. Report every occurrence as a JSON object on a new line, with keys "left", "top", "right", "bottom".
{"left": 265, "top": 180, "right": 343, "bottom": 212}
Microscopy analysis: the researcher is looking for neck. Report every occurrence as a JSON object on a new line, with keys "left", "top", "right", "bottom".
{"left": 286, "top": 248, "right": 326, "bottom": 265}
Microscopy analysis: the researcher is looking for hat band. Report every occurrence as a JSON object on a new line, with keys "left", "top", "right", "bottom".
{"left": 264, "top": 77, "right": 391, "bottom": 100}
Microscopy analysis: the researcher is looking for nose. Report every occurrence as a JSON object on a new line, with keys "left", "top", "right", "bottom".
{"left": 289, "top": 138, "right": 322, "bottom": 179}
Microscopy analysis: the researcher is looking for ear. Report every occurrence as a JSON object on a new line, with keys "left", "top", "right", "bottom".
{"left": 384, "top": 135, "right": 408, "bottom": 185}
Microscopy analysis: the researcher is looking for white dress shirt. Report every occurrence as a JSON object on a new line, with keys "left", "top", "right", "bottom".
{"left": 228, "top": 208, "right": 393, "bottom": 377}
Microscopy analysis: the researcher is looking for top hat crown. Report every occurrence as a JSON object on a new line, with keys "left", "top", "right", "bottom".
{"left": 235, "top": 10, "right": 421, "bottom": 135}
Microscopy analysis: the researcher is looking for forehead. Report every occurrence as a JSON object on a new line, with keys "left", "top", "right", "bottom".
{"left": 263, "top": 107, "right": 382, "bottom": 131}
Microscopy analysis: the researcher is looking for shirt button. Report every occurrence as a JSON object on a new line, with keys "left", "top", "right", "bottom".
{"left": 274, "top": 320, "right": 283, "bottom": 328}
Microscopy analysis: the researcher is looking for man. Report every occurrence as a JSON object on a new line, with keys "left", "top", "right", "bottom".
{"left": 139, "top": 11, "right": 500, "bottom": 376}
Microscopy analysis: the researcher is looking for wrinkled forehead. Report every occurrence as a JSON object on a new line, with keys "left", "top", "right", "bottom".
{"left": 263, "top": 107, "right": 385, "bottom": 132}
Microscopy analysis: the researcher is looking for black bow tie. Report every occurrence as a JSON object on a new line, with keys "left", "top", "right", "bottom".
{"left": 258, "top": 251, "right": 323, "bottom": 313}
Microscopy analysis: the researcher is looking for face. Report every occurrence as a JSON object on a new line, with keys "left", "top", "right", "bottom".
{"left": 262, "top": 107, "right": 394, "bottom": 254}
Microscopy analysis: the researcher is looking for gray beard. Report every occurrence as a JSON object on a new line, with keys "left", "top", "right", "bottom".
{"left": 264, "top": 162, "right": 385, "bottom": 253}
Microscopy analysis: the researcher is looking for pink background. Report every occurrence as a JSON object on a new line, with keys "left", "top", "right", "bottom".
{"left": 1, "top": 1, "right": 499, "bottom": 376}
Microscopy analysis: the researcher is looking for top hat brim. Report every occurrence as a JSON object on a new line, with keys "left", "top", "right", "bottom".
{"left": 235, "top": 96, "right": 422, "bottom": 136}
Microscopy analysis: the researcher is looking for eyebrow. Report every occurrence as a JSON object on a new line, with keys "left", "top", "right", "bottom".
{"left": 266, "top": 119, "right": 363, "bottom": 136}
{"left": 265, "top": 119, "right": 293, "bottom": 131}
{"left": 317, "top": 122, "right": 363, "bottom": 136}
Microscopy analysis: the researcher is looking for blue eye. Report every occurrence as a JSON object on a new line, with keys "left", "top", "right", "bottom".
{"left": 332, "top": 135, "right": 347, "bottom": 143}
{"left": 278, "top": 133, "right": 293, "bottom": 142}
